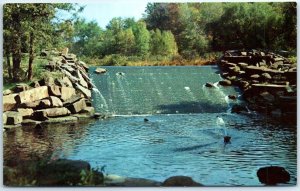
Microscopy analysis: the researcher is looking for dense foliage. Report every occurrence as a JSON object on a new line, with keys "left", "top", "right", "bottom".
{"left": 3, "top": 2, "right": 297, "bottom": 81}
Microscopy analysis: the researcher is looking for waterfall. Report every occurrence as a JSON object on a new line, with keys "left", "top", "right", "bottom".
{"left": 90, "top": 78, "right": 109, "bottom": 112}
{"left": 90, "top": 66, "right": 242, "bottom": 115}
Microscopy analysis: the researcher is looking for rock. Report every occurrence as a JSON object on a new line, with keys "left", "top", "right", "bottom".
{"left": 17, "top": 108, "right": 34, "bottom": 118}
{"left": 20, "top": 100, "right": 41, "bottom": 109}
{"left": 259, "top": 91, "right": 275, "bottom": 102}
{"left": 5, "top": 111, "right": 23, "bottom": 125}
{"left": 32, "top": 110, "right": 48, "bottom": 121}
{"left": 250, "top": 74, "right": 260, "bottom": 79}
{"left": 62, "top": 77, "right": 74, "bottom": 87}
{"left": 94, "top": 113, "right": 102, "bottom": 119}
{"left": 240, "top": 51, "right": 247, "bottom": 56}
{"left": 3, "top": 89, "right": 12, "bottom": 96}
{"left": 261, "top": 73, "right": 272, "bottom": 80}
{"left": 15, "top": 86, "right": 49, "bottom": 104}
{"left": 49, "top": 96, "right": 63, "bottom": 107}
{"left": 45, "top": 116, "right": 78, "bottom": 123}
{"left": 76, "top": 70, "right": 88, "bottom": 88}
{"left": 21, "top": 119, "right": 42, "bottom": 126}
{"left": 257, "top": 166, "right": 290, "bottom": 185}
{"left": 219, "top": 80, "right": 232, "bottom": 86}
{"left": 80, "top": 107, "right": 95, "bottom": 116}
{"left": 62, "top": 94, "right": 82, "bottom": 106}
{"left": 48, "top": 85, "right": 61, "bottom": 97}
{"left": 228, "top": 95, "right": 237, "bottom": 100}
{"left": 38, "top": 76, "right": 55, "bottom": 86}
{"left": 105, "top": 175, "right": 162, "bottom": 186}
{"left": 3, "top": 93, "right": 18, "bottom": 111}
{"left": 231, "top": 104, "right": 248, "bottom": 113}
{"left": 60, "top": 64, "right": 75, "bottom": 73}
{"left": 40, "top": 50, "right": 49, "bottom": 57}
{"left": 75, "top": 84, "right": 91, "bottom": 98}
{"left": 78, "top": 61, "right": 89, "bottom": 71}
{"left": 39, "top": 99, "right": 52, "bottom": 108}
{"left": 45, "top": 107, "right": 71, "bottom": 117}
{"left": 205, "top": 82, "right": 215, "bottom": 88}
{"left": 95, "top": 68, "right": 107, "bottom": 74}
{"left": 55, "top": 77, "right": 73, "bottom": 87}
{"left": 61, "top": 87, "right": 76, "bottom": 101}
{"left": 29, "top": 81, "right": 40, "bottom": 88}
{"left": 3, "top": 113, "right": 7, "bottom": 124}
{"left": 12, "top": 83, "right": 31, "bottom": 93}
{"left": 237, "top": 62, "right": 248, "bottom": 69}
{"left": 162, "top": 176, "right": 202, "bottom": 186}
{"left": 66, "top": 98, "right": 87, "bottom": 114}
{"left": 36, "top": 159, "right": 103, "bottom": 186}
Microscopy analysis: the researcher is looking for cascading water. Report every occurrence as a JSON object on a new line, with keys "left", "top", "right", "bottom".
{"left": 90, "top": 66, "right": 243, "bottom": 115}
{"left": 57, "top": 66, "right": 296, "bottom": 186}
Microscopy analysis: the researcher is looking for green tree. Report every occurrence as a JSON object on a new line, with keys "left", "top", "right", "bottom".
{"left": 132, "top": 21, "right": 150, "bottom": 57}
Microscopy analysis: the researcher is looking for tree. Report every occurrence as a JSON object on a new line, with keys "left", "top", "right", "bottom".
{"left": 132, "top": 21, "right": 150, "bottom": 57}
{"left": 3, "top": 3, "right": 81, "bottom": 82}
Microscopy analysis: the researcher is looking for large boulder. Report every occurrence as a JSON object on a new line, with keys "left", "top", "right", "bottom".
{"left": 162, "top": 176, "right": 202, "bottom": 186}
{"left": 39, "top": 99, "right": 52, "bottom": 109}
{"left": 3, "top": 94, "right": 18, "bottom": 111}
{"left": 45, "top": 107, "right": 71, "bottom": 117}
{"left": 49, "top": 96, "right": 63, "bottom": 107}
{"left": 61, "top": 87, "right": 76, "bottom": 101}
{"left": 17, "top": 108, "right": 34, "bottom": 118}
{"left": 257, "top": 166, "right": 290, "bottom": 185}
{"left": 15, "top": 86, "right": 49, "bottom": 104}
{"left": 76, "top": 70, "right": 88, "bottom": 88}
{"left": 48, "top": 85, "right": 61, "bottom": 97}
{"left": 32, "top": 107, "right": 71, "bottom": 120}
{"left": 75, "top": 84, "right": 91, "bottom": 98}
{"left": 36, "top": 159, "right": 103, "bottom": 186}
{"left": 66, "top": 98, "right": 87, "bottom": 114}
{"left": 5, "top": 111, "right": 23, "bottom": 125}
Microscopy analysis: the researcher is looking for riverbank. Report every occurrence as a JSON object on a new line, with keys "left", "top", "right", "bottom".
{"left": 216, "top": 49, "right": 297, "bottom": 120}
{"left": 3, "top": 51, "right": 101, "bottom": 129}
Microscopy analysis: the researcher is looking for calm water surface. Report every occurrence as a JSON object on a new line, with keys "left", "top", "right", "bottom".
{"left": 3, "top": 66, "right": 297, "bottom": 186}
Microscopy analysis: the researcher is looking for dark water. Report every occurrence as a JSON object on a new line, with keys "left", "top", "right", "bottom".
{"left": 3, "top": 66, "right": 297, "bottom": 186}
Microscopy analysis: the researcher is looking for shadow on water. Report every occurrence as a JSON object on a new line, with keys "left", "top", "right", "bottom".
{"left": 174, "top": 141, "right": 218, "bottom": 152}
{"left": 156, "top": 101, "right": 228, "bottom": 114}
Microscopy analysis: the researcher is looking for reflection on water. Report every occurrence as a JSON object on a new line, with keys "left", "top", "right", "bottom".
{"left": 3, "top": 66, "right": 297, "bottom": 186}
{"left": 4, "top": 113, "right": 296, "bottom": 186}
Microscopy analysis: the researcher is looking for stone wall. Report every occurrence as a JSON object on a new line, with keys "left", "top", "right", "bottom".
{"left": 3, "top": 52, "right": 98, "bottom": 128}
{"left": 218, "top": 50, "right": 297, "bottom": 117}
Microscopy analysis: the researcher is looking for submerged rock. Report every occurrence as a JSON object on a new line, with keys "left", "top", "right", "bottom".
{"left": 257, "top": 166, "right": 290, "bottom": 185}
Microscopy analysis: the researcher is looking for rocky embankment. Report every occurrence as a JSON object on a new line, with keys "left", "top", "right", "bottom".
{"left": 3, "top": 52, "right": 101, "bottom": 128}
{"left": 217, "top": 50, "right": 297, "bottom": 117}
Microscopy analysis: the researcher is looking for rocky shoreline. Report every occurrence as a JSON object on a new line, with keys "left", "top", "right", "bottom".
{"left": 3, "top": 52, "right": 103, "bottom": 129}
{"left": 216, "top": 50, "right": 296, "bottom": 118}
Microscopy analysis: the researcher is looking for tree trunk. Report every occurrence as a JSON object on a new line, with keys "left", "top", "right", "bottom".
{"left": 6, "top": 52, "right": 12, "bottom": 79}
{"left": 28, "top": 32, "right": 34, "bottom": 81}
{"left": 11, "top": 13, "right": 22, "bottom": 82}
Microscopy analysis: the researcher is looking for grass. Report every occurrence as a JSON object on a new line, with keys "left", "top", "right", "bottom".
{"left": 3, "top": 54, "right": 55, "bottom": 90}
{"left": 80, "top": 52, "right": 222, "bottom": 67}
